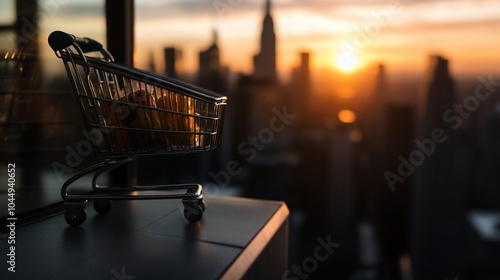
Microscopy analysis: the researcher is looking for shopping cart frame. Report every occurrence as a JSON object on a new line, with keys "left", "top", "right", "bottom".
{"left": 49, "top": 31, "right": 226, "bottom": 226}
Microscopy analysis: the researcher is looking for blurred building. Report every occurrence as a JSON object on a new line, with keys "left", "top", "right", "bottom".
{"left": 253, "top": 0, "right": 277, "bottom": 82}
{"left": 367, "top": 64, "right": 388, "bottom": 153}
{"left": 197, "top": 29, "right": 227, "bottom": 94}
{"left": 163, "top": 47, "right": 178, "bottom": 79}
{"left": 290, "top": 52, "right": 311, "bottom": 127}
{"left": 411, "top": 55, "right": 466, "bottom": 279}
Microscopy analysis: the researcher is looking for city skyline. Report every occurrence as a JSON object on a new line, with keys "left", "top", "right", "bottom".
{"left": 2, "top": 0, "right": 499, "bottom": 84}
{"left": 133, "top": 0, "right": 500, "bottom": 77}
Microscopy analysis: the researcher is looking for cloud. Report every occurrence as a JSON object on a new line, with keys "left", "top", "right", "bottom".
{"left": 136, "top": 1, "right": 213, "bottom": 20}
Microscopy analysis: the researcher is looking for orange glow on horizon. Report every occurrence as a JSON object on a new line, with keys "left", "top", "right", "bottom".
{"left": 338, "top": 109, "right": 357, "bottom": 124}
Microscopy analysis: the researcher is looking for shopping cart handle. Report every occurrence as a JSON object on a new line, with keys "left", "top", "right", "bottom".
{"left": 48, "top": 30, "right": 103, "bottom": 53}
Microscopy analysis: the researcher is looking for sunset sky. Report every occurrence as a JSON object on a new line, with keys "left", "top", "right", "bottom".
{"left": 2, "top": 0, "right": 500, "bottom": 81}
{"left": 133, "top": 0, "right": 500, "bottom": 78}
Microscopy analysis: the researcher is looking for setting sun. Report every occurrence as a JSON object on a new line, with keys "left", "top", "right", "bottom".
{"left": 336, "top": 53, "right": 358, "bottom": 73}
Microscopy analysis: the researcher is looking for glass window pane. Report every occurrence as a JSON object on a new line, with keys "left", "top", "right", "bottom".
{"left": 0, "top": 0, "right": 105, "bottom": 220}
{"left": 0, "top": 1, "right": 15, "bottom": 26}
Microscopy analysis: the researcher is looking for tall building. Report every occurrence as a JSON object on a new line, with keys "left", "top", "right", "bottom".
{"left": 253, "top": 0, "right": 277, "bottom": 82}
{"left": 366, "top": 64, "right": 388, "bottom": 152}
{"left": 291, "top": 52, "right": 311, "bottom": 125}
{"left": 163, "top": 47, "right": 177, "bottom": 79}
{"left": 292, "top": 52, "right": 312, "bottom": 111}
{"left": 199, "top": 29, "right": 220, "bottom": 75}
{"left": 197, "top": 29, "right": 226, "bottom": 94}
{"left": 412, "top": 55, "right": 465, "bottom": 279}
{"left": 418, "top": 55, "right": 456, "bottom": 133}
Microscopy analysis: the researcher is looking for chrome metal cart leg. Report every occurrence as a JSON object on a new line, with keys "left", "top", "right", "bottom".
{"left": 61, "top": 160, "right": 114, "bottom": 201}
{"left": 91, "top": 156, "right": 136, "bottom": 192}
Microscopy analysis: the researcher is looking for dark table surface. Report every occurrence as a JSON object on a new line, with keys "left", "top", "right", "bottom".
{"left": 0, "top": 196, "right": 289, "bottom": 280}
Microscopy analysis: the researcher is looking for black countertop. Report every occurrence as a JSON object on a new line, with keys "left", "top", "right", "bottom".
{"left": 0, "top": 196, "right": 289, "bottom": 280}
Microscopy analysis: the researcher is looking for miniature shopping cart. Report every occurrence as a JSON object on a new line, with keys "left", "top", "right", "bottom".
{"left": 48, "top": 31, "right": 227, "bottom": 226}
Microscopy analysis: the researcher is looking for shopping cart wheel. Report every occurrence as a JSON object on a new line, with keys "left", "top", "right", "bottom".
{"left": 94, "top": 200, "right": 112, "bottom": 215}
{"left": 183, "top": 200, "right": 204, "bottom": 223}
{"left": 65, "top": 209, "right": 87, "bottom": 227}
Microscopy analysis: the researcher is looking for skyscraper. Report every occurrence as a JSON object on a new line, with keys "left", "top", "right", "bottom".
{"left": 366, "top": 64, "right": 388, "bottom": 152}
{"left": 253, "top": 0, "right": 277, "bottom": 82}
{"left": 291, "top": 52, "right": 311, "bottom": 127}
{"left": 199, "top": 29, "right": 220, "bottom": 73}
{"left": 197, "top": 29, "right": 226, "bottom": 93}
{"left": 419, "top": 55, "right": 456, "bottom": 133}
{"left": 412, "top": 55, "right": 465, "bottom": 279}
{"left": 164, "top": 47, "right": 177, "bottom": 79}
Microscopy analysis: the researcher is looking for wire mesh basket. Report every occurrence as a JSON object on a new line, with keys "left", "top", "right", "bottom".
{"left": 49, "top": 32, "right": 226, "bottom": 158}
